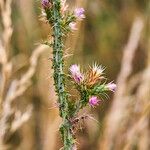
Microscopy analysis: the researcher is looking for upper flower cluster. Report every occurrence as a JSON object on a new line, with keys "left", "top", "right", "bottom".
{"left": 41, "top": 0, "right": 85, "bottom": 32}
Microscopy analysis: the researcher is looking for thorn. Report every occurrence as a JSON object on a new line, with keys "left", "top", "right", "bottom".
{"left": 34, "top": 42, "right": 41, "bottom": 46}
{"left": 48, "top": 102, "right": 59, "bottom": 110}
{"left": 48, "top": 105, "right": 57, "bottom": 110}
{"left": 48, "top": 57, "right": 53, "bottom": 61}
{"left": 59, "top": 147, "right": 64, "bottom": 150}
{"left": 63, "top": 54, "right": 73, "bottom": 59}
{"left": 86, "top": 114, "right": 100, "bottom": 125}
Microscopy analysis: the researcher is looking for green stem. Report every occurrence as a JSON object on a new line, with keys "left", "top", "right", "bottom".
{"left": 51, "top": 0, "right": 74, "bottom": 149}
{"left": 74, "top": 90, "right": 89, "bottom": 116}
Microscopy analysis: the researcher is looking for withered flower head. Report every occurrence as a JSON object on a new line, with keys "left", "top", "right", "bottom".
{"left": 85, "top": 64, "right": 105, "bottom": 87}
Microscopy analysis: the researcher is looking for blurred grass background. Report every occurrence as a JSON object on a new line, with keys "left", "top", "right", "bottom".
{"left": 0, "top": 0, "right": 149, "bottom": 150}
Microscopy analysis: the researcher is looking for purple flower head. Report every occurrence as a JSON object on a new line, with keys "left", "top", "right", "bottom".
{"left": 106, "top": 82, "right": 117, "bottom": 92}
{"left": 89, "top": 96, "right": 101, "bottom": 107}
{"left": 74, "top": 8, "right": 85, "bottom": 20}
{"left": 41, "top": 0, "right": 51, "bottom": 8}
{"left": 70, "top": 64, "right": 84, "bottom": 83}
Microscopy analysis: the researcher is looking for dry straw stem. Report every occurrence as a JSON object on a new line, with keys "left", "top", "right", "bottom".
{"left": 10, "top": 105, "right": 33, "bottom": 133}
{"left": 0, "top": 44, "right": 48, "bottom": 149}
{"left": 0, "top": 0, "right": 49, "bottom": 148}
{"left": 126, "top": 49, "right": 150, "bottom": 149}
{"left": 4, "top": 44, "right": 49, "bottom": 103}
{"left": 99, "top": 17, "right": 145, "bottom": 150}
{"left": 116, "top": 17, "right": 144, "bottom": 98}
{"left": 0, "top": 0, "right": 13, "bottom": 54}
{"left": 124, "top": 48, "right": 150, "bottom": 150}
{"left": 0, "top": 0, "right": 13, "bottom": 105}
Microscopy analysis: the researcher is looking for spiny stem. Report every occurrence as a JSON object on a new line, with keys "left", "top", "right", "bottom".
{"left": 51, "top": 0, "right": 75, "bottom": 149}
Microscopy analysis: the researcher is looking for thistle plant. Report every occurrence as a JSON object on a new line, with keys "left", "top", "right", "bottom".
{"left": 40, "top": 0, "right": 116, "bottom": 149}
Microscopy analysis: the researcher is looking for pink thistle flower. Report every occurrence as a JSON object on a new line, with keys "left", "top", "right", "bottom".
{"left": 89, "top": 96, "right": 101, "bottom": 107}
{"left": 41, "top": 0, "right": 51, "bottom": 8}
{"left": 69, "top": 22, "right": 77, "bottom": 30}
{"left": 106, "top": 82, "right": 117, "bottom": 92}
{"left": 74, "top": 8, "right": 85, "bottom": 20}
{"left": 70, "top": 64, "right": 84, "bottom": 83}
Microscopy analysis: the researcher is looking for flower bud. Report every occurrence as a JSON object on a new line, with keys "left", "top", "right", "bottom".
{"left": 41, "top": 0, "right": 51, "bottom": 8}
{"left": 106, "top": 82, "right": 117, "bottom": 92}
{"left": 89, "top": 96, "right": 101, "bottom": 107}
{"left": 69, "top": 22, "right": 77, "bottom": 31}
{"left": 74, "top": 8, "right": 85, "bottom": 20}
